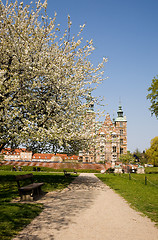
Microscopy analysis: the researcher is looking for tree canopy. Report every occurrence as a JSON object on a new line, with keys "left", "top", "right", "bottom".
{"left": 119, "top": 152, "right": 135, "bottom": 164}
{"left": 145, "top": 136, "right": 158, "bottom": 167}
{"left": 0, "top": 0, "right": 107, "bottom": 153}
{"left": 147, "top": 76, "right": 158, "bottom": 118}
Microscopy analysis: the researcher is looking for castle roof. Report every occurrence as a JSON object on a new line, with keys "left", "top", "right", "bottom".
{"left": 115, "top": 105, "right": 127, "bottom": 122}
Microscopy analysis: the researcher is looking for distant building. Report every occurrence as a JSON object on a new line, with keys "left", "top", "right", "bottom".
{"left": 79, "top": 104, "right": 127, "bottom": 165}
{"left": 1, "top": 148, "right": 79, "bottom": 162}
{"left": 1, "top": 148, "right": 32, "bottom": 161}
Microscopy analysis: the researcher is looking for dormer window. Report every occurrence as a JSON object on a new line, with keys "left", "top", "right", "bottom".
{"left": 100, "top": 132, "right": 105, "bottom": 138}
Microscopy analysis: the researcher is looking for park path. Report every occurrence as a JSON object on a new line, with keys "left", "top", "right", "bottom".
{"left": 13, "top": 173, "right": 158, "bottom": 240}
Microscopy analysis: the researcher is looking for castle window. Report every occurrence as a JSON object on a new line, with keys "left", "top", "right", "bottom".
{"left": 120, "top": 139, "right": 123, "bottom": 145}
{"left": 120, "top": 130, "right": 123, "bottom": 135}
{"left": 100, "top": 155, "right": 105, "bottom": 161}
{"left": 85, "top": 157, "right": 89, "bottom": 162}
{"left": 113, "top": 146, "right": 116, "bottom": 153}
{"left": 100, "top": 132, "right": 105, "bottom": 138}
{"left": 120, "top": 122, "right": 123, "bottom": 127}
{"left": 120, "top": 148, "right": 123, "bottom": 154}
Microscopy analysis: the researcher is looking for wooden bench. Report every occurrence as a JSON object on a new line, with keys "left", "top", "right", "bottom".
{"left": 15, "top": 173, "right": 44, "bottom": 200}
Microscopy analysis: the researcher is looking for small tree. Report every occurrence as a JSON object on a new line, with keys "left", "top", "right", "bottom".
{"left": 145, "top": 136, "right": 158, "bottom": 166}
{"left": 119, "top": 152, "right": 135, "bottom": 164}
{"left": 133, "top": 149, "right": 147, "bottom": 165}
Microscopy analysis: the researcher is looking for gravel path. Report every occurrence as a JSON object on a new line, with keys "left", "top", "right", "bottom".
{"left": 13, "top": 173, "right": 158, "bottom": 240}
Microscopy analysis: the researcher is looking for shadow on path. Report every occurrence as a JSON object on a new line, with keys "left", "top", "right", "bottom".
{"left": 13, "top": 174, "right": 106, "bottom": 240}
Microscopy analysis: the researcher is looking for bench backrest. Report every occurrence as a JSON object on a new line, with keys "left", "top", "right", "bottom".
{"left": 16, "top": 174, "right": 34, "bottom": 189}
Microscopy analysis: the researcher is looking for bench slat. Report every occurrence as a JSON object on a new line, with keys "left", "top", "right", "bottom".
{"left": 19, "top": 182, "right": 44, "bottom": 191}
{"left": 16, "top": 173, "right": 33, "bottom": 181}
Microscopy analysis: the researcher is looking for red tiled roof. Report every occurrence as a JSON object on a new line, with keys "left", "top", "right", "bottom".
{"left": 32, "top": 153, "right": 79, "bottom": 160}
{"left": 1, "top": 148, "right": 79, "bottom": 160}
{"left": 33, "top": 153, "right": 53, "bottom": 159}
{"left": 56, "top": 154, "right": 79, "bottom": 160}
{"left": 1, "top": 148, "right": 31, "bottom": 155}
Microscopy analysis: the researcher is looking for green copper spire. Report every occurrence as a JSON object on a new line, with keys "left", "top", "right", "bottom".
{"left": 115, "top": 105, "right": 127, "bottom": 122}
{"left": 117, "top": 105, "right": 123, "bottom": 118}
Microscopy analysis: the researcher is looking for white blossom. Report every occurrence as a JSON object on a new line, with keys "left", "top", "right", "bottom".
{"left": 0, "top": 0, "right": 107, "bottom": 153}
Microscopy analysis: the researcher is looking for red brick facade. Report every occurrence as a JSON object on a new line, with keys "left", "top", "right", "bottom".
{"left": 80, "top": 105, "right": 127, "bottom": 165}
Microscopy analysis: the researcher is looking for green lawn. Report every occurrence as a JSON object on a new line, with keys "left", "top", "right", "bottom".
{"left": 0, "top": 170, "right": 77, "bottom": 240}
{"left": 96, "top": 173, "right": 158, "bottom": 226}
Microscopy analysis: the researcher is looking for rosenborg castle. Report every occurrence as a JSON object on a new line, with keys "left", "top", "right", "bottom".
{"left": 79, "top": 102, "right": 127, "bottom": 165}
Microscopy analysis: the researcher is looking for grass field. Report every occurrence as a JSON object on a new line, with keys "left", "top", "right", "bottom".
{"left": 0, "top": 170, "right": 77, "bottom": 240}
{"left": 96, "top": 173, "right": 158, "bottom": 226}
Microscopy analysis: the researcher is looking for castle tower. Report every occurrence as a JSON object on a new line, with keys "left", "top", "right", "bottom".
{"left": 79, "top": 102, "right": 127, "bottom": 164}
{"left": 114, "top": 105, "right": 127, "bottom": 159}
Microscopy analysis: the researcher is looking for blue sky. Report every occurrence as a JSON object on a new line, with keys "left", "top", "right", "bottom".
{"left": 4, "top": 0, "right": 158, "bottom": 152}
{"left": 47, "top": 0, "right": 158, "bottom": 152}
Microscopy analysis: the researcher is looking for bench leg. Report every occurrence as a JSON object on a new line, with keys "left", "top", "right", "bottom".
{"left": 35, "top": 186, "right": 42, "bottom": 197}
{"left": 19, "top": 187, "right": 43, "bottom": 201}
{"left": 20, "top": 191, "right": 33, "bottom": 201}
{"left": 21, "top": 194, "right": 33, "bottom": 201}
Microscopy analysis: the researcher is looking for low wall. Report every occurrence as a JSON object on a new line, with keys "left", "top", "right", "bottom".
{"left": 2, "top": 160, "right": 109, "bottom": 171}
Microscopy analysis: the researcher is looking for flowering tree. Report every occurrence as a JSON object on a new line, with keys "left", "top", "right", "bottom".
{"left": 0, "top": 0, "right": 107, "bottom": 153}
